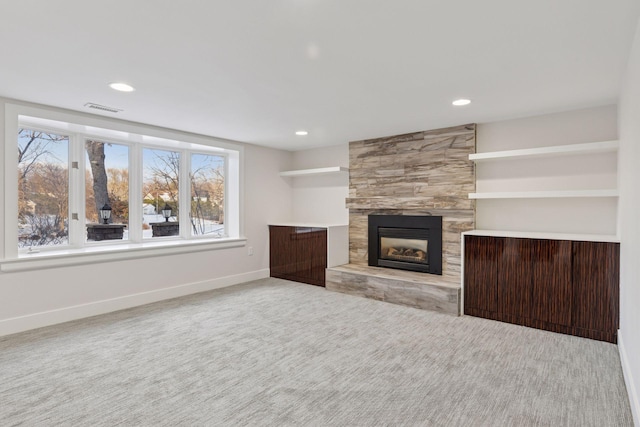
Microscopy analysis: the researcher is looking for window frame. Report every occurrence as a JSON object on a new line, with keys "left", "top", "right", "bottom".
{"left": 3, "top": 103, "right": 244, "bottom": 270}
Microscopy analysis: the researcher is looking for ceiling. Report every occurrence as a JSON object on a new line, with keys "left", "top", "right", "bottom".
{"left": 1, "top": 1, "right": 639, "bottom": 151}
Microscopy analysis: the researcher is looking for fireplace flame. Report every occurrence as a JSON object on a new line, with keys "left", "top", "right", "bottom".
{"left": 385, "top": 247, "right": 427, "bottom": 262}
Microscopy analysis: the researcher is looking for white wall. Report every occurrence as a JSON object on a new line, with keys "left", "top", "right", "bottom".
{"left": 618, "top": 16, "right": 640, "bottom": 425}
{"left": 0, "top": 97, "right": 293, "bottom": 335}
{"left": 289, "top": 143, "right": 349, "bottom": 225}
{"left": 476, "top": 105, "right": 618, "bottom": 235}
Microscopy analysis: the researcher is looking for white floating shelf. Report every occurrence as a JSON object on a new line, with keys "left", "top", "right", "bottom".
{"left": 279, "top": 166, "right": 349, "bottom": 177}
{"left": 469, "top": 189, "right": 619, "bottom": 199}
{"left": 469, "top": 140, "right": 619, "bottom": 161}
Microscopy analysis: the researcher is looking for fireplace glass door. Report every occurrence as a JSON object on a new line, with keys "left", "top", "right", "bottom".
{"left": 380, "top": 235, "right": 428, "bottom": 266}
{"left": 377, "top": 227, "right": 431, "bottom": 272}
{"left": 368, "top": 215, "right": 442, "bottom": 274}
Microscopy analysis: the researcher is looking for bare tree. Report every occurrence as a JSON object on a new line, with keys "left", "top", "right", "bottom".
{"left": 190, "top": 166, "right": 209, "bottom": 235}
{"left": 107, "top": 168, "right": 129, "bottom": 223}
{"left": 18, "top": 129, "right": 68, "bottom": 220}
{"left": 18, "top": 129, "right": 66, "bottom": 179}
{"left": 147, "top": 151, "right": 180, "bottom": 214}
{"left": 18, "top": 162, "right": 69, "bottom": 247}
{"left": 19, "top": 214, "right": 67, "bottom": 247}
{"left": 86, "top": 141, "right": 110, "bottom": 220}
{"left": 18, "top": 129, "right": 69, "bottom": 246}
{"left": 190, "top": 157, "right": 224, "bottom": 235}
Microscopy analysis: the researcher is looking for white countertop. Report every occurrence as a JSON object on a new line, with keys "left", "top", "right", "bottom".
{"left": 268, "top": 223, "right": 348, "bottom": 228}
{"left": 463, "top": 229, "right": 619, "bottom": 243}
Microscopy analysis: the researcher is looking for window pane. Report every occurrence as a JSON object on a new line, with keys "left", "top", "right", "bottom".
{"left": 18, "top": 129, "right": 69, "bottom": 248}
{"left": 143, "top": 148, "right": 180, "bottom": 238}
{"left": 190, "top": 153, "right": 225, "bottom": 237}
{"left": 85, "top": 141, "right": 129, "bottom": 241}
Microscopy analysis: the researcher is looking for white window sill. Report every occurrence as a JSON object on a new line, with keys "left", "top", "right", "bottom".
{"left": 0, "top": 237, "right": 247, "bottom": 272}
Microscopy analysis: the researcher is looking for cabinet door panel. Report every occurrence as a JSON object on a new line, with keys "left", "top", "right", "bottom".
{"left": 464, "top": 235, "right": 499, "bottom": 313}
{"left": 498, "top": 238, "right": 533, "bottom": 319}
{"left": 309, "top": 229, "right": 328, "bottom": 285}
{"left": 293, "top": 227, "right": 313, "bottom": 280}
{"left": 293, "top": 228, "right": 327, "bottom": 286}
{"left": 531, "top": 239, "right": 572, "bottom": 326}
{"left": 572, "top": 242, "right": 619, "bottom": 333}
{"left": 269, "top": 226, "right": 296, "bottom": 278}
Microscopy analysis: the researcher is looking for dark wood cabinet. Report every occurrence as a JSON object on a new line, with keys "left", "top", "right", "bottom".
{"left": 464, "top": 235, "right": 619, "bottom": 343}
{"left": 269, "top": 226, "right": 328, "bottom": 286}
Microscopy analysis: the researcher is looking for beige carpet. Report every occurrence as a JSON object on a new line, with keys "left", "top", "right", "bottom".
{"left": 0, "top": 278, "right": 633, "bottom": 426}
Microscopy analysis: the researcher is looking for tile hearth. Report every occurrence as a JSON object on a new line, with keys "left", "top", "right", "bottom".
{"left": 326, "top": 264, "right": 460, "bottom": 315}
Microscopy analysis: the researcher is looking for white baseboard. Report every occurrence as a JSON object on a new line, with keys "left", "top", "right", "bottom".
{"left": 0, "top": 269, "right": 270, "bottom": 337}
{"left": 619, "top": 330, "right": 640, "bottom": 427}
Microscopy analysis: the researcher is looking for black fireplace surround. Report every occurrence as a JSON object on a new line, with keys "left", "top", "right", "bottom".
{"left": 368, "top": 214, "right": 442, "bottom": 274}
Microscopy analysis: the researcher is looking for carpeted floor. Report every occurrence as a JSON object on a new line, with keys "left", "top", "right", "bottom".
{"left": 0, "top": 278, "right": 633, "bottom": 426}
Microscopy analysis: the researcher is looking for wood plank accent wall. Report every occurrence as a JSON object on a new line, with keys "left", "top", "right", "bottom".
{"left": 346, "top": 124, "right": 476, "bottom": 283}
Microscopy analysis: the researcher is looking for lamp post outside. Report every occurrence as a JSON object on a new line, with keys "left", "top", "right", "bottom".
{"left": 87, "top": 203, "right": 125, "bottom": 241}
{"left": 99, "top": 203, "right": 112, "bottom": 224}
{"left": 149, "top": 203, "right": 178, "bottom": 237}
{"left": 161, "top": 204, "right": 172, "bottom": 222}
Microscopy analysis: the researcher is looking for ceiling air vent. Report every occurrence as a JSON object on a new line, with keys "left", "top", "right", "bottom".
{"left": 84, "top": 102, "right": 123, "bottom": 113}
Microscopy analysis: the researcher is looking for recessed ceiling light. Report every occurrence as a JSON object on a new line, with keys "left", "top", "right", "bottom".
{"left": 109, "top": 82, "right": 135, "bottom": 92}
{"left": 452, "top": 99, "right": 471, "bottom": 106}
{"left": 295, "top": 130, "right": 308, "bottom": 136}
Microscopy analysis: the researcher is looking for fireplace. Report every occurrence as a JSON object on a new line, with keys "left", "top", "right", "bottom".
{"left": 368, "top": 214, "right": 442, "bottom": 274}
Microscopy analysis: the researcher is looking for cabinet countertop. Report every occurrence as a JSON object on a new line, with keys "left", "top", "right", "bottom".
{"left": 268, "top": 223, "right": 348, "bottom": 228}
{"left": 463, "top": 229, "right": 619, "bottom": 243}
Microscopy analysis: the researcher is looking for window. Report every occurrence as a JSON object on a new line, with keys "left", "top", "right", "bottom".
{"left": 4, "top": 104, "right": 242, "bottom": 265}
{"left": 142, "top": 148, "right": 180, "bottom": 238}
{"left": 190, "top": 153, "right": 225, "bottom": 237}
{"left": 85, "top": 140, "right": 129, "bottom": 241}
{"left": 17, "top": 129, "right": 70, "bottom": 248}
